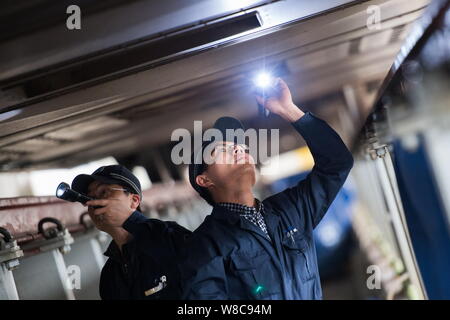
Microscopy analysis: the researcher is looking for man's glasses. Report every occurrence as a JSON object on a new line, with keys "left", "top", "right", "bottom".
{"left": 88, "top": 186, "right": 129, "bottom": 200}
{"left": 211, "top": 143, "right": 250, "bottom": 156}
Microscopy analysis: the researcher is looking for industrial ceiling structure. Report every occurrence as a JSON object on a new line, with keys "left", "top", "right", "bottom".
{"left": 0, "top": 0, "right": 430, "bottom": 172}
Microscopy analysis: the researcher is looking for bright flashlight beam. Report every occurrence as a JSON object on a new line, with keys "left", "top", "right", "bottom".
{"left": 254, "top": 72, "right": 273, "bottom": 88}
{"left": 56, "top": 188, "right": 65, "bottom": 197}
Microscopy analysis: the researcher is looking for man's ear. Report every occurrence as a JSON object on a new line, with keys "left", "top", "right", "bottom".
{"left": 130, "top": 194, "right": 141, "bottom": 211}
{"left": 196, "top": 174, "right": 213, "bottom": 188}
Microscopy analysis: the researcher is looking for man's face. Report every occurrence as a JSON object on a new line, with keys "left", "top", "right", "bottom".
{"left": 201, "top": 141, "right": 256, "bottom": 189}
{"left": 86, "top": 181, "right": 132, "bottom": 229}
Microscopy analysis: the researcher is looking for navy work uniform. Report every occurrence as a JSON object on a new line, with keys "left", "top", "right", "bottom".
{"left": 100, "top": 211, "right": 191, "bottom": 300}
{"left": 181, "top": 112, "right": 354, "bottom": 300}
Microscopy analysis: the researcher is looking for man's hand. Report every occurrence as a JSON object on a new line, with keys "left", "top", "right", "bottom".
{"left": 255, "top": 78, "right": 305, "bottom": 122}
{"left": 86, "top": 198, "right": 134, "bottom": 228}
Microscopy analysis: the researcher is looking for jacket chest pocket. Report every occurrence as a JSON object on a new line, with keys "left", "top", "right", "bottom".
{"left": 230, "top": 251, "right": 279, "bottom": 299}
{"left": 282, "top": 235, "right": 315, "bottom": 282}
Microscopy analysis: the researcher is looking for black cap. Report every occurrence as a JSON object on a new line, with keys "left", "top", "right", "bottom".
{"left": 72, "top": 165, "right": 142, "bottom": 199}
{"left": 188, "top": 116, "right": 245, "bottom": 203}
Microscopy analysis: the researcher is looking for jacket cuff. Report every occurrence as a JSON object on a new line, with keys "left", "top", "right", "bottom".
{"left": 291, "top": 111, "right": 328, "bottom": 141}
{"left": 291, "top": 111, "right": 314, "bottom": 130}
{"left": 122, "top": 210, "right": 148, "bottom": 235}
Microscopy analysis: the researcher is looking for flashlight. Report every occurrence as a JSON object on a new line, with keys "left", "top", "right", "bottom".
{"left": 253, "top": 72, "right": 278, "bottom": 117}
{"left": 254, "top": 72, "right": 273, "bottom": 89}
{"left": 56, "top": 182, "right": 102, "bottom": 208}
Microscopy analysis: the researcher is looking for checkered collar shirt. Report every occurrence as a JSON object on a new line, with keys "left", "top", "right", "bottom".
{"left": 217, "top": 199, "right": 271, "bottom": 240}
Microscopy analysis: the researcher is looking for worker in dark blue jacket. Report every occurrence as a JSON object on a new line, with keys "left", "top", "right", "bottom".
{"left": 72, "top": 165, "right": 191, "bottom": 299}
{"left": 181, "top": 78, "right": 354, "bottom": 299}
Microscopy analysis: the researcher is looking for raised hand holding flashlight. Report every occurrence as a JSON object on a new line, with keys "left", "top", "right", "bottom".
{"left": 254, "top": 77, "right": 304, "bottom": 122}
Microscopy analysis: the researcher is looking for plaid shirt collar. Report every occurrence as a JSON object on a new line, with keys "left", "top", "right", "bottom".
{"left": 216, "top": 198, "right": 264, "bottom": 216}
{"left": 216, "top": 199, "right": 270, "bottom": 238}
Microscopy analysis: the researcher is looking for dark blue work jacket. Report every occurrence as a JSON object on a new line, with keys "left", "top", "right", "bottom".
{"left": 181, "top": 112, "right": 354, "bottom": 300}
{"left": 100, "top": 211, "right": 191, "bottom": 300}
